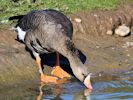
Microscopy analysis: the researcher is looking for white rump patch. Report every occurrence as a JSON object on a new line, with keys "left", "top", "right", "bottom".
{"left": 16, "top": 26, "right": 26, "bottom": 41}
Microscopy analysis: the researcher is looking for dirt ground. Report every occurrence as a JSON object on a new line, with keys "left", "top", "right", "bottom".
{"left": 71, "top": 4, "right": 133, "bottom": 74}
{"left": 0, "top": 4, "right": 133, "bottom": 85}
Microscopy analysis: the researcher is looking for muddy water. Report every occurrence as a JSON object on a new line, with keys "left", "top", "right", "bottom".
{"left": 0, "top": 72, "right": 133, "bottom": 100}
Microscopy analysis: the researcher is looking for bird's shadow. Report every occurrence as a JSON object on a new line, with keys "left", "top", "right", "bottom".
{"left": 40, "top": 50, "right": 86, "bottom": 75}
{"left": 26, "top": 47, "right": 86, "bottom": 75}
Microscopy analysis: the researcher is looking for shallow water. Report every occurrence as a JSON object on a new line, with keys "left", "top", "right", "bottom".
{"left": 40, "top": 80, "right": 133, "bottom": 100}
{"left": 1, "top": 72, "right": 133, "bottom": 100}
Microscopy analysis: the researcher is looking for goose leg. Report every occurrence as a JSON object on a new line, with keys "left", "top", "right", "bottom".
{"left": 51, "top": 52, "right": 71, "bottom": 78}
{"left": 36, "top": 55, "right": 58, "bottom": 83}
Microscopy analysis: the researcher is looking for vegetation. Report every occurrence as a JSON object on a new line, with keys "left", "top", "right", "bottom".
{"left": 0, "top": 0, "right": 132, "bottom": 25}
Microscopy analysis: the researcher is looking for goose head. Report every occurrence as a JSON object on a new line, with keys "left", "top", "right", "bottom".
{"left": 71, "top": 66, "right": 93, "bottom": 90}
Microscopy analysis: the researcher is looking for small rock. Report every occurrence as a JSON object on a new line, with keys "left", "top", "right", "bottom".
{"left": 106, "top": 30, "right": 113, "bottom": 35}
{"left": 115, "top": 24, "right": 130, "bottom": 37}
{"left": 74, "top": 18, "right": 82, "bottom": 23}
{"left": 93, "top": 14, "right": 98, "bottom": 17}
{"left": 122, "top": 41, "right": 133, "bottom": 48}
{"left": 126, "top": 41, "right": 133, "bottom": 47}
{"left": 127, "top": 54, "right": 130, "bottom": 57}
{"left": 111, "top": 47, "right": 115, "bottom": 50}
{"left": 96, "top": 46, "right": 100, "bottom": 48}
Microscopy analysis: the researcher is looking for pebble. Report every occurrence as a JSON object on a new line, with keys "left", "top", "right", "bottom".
{"left": 122, "top": 41, "right": 133, "bottom": 48}
{"left": 96, "top": 46, "right": 100, "bottom": 48}
{"left": 127, "top": 54, "right": 130, "bottom": 56}
{"left": 107, "top": 30, "right": 113, "bottom": 35}
{"left": 126, "top": 41, "right": 133, "bottom": 47}
{"left": 74, "top": 18, "right": 82, "bottom": 23}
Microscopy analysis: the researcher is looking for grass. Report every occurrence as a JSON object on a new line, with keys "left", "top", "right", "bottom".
{"left": 0, "top": 0, "right": 132, "bottom": 25}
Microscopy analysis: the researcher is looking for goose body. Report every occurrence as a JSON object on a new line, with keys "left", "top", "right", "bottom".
{"left": 13, "top": 9, "right": 92, "bottom": 89}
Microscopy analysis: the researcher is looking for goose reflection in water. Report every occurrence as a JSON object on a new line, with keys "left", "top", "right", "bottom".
{"left": 36, "top": 81, "right": 91, "bottom": 100}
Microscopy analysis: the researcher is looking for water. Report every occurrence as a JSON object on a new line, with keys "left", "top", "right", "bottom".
{"left": 1, "top": 72, "right": 133, "bottom": 100}
{"left": 40, "top": 80, "right": 133, "bottom": 100}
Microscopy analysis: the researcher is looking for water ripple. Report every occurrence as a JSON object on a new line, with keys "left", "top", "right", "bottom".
{"left": 39, "top": 74, "right": 133, "bottom": 100}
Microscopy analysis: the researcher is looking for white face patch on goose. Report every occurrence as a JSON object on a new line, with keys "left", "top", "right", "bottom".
{"left": 16, "top": 26, "right": 26, "bottom": 42}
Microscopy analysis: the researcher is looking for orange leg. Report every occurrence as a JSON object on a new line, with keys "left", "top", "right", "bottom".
{"left": 51, "top": 52, "right": 71, "bottom": 79}
{"left": 36, "top": 55, "right": 58, "bottom": 83}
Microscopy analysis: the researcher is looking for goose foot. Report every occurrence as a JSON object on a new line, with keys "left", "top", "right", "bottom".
{"left": 51, "top": 66, "right": 71, "bottom": 79}
{"left": 41, "top": 74, "right": 58, "bottom": 83}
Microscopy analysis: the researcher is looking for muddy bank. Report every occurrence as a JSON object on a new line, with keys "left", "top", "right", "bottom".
{"left": 0, "top": 29, "right": 39, "bottom": 86}
{"left": 71, "top": 4, "right": 133, "bottom": 36}
{"left": 0, "top": 4, "right": 133, "bottom": 85}
{"left": 71, "top": 4, "right": 133, "bottom": 74}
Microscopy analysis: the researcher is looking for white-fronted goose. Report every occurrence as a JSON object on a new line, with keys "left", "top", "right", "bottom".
{"left": 11, "top": 9, "right": 92, "bottom": 89}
